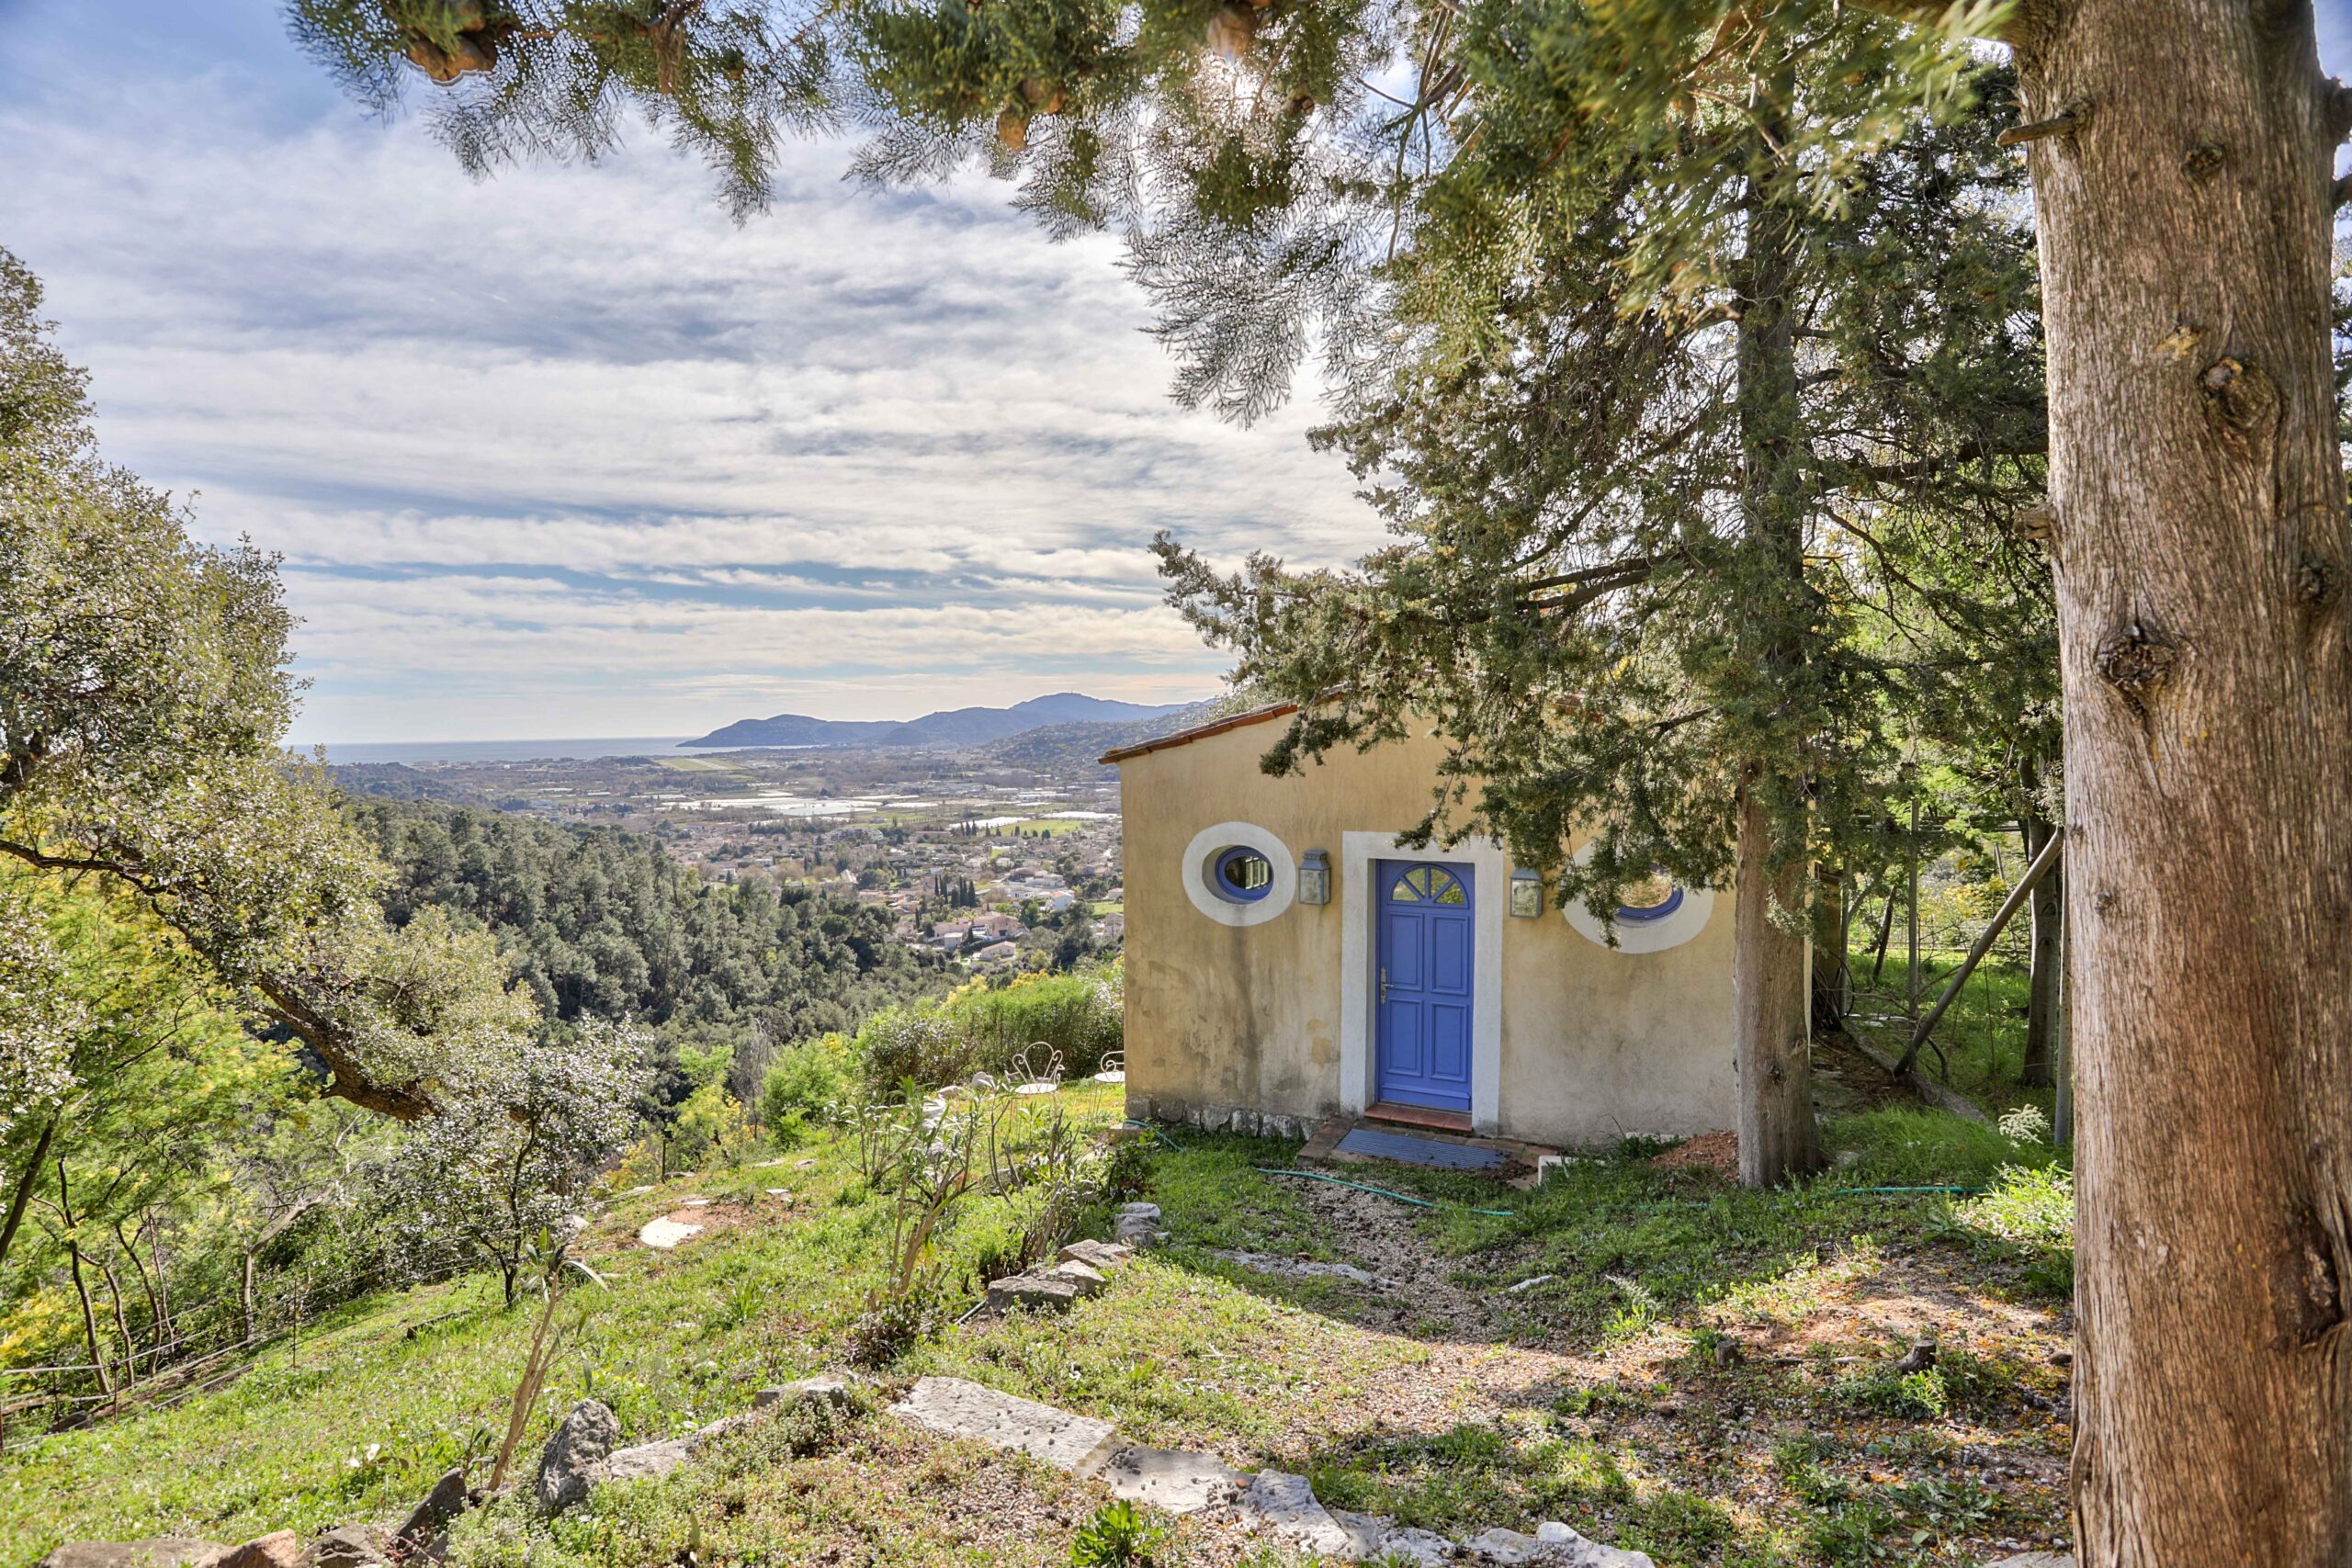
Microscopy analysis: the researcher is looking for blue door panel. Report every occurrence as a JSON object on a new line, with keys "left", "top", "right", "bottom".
{"left": 1375, "top": 861, "right": 1476, "bottom": 1111}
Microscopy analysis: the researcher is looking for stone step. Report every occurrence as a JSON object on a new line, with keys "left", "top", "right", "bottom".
{"left": 1096, "top": 1446, "right": 1247, "bottom": 1515}
{"left": 888, "top": 1376, "right": 1124, "bottom": 1474}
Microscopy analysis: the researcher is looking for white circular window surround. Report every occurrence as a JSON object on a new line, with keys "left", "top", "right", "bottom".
{"left": 1559, "top": 842, "right": 1715, "bottom": 953}
{"left": 1182, "top": 821, "right": 1296, "bottom": 927}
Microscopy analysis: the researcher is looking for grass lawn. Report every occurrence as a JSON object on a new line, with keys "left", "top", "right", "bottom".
{"left": 4, "top": 1085, "right": 2075, "bottom": 1568}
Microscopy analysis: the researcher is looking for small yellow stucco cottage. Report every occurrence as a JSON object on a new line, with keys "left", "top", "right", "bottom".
{"left": 1102, "top": 703, "right": 1737, "bottom": 1150}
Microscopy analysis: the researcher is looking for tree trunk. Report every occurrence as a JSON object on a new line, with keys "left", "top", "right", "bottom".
{"left": 1810, "top": 863, "right": 1849, "bottom": 1033}
{"left": 239, "top": 1247, "right": 256, "bottom": 1347}
{"left": 2020, "top": 807, "right": 2063, "bottom": 1089}
{"left": 1867, "top": 882, "right": 1896, "bottom": 985}
{"left": 56, "top": 1160, "right": 113, "bottom": 1397}
{"left": 98, "top": 1258, "right": 135, "bottom": 1394}
{"left": 0, "top": 1116, "right": 56, "bottom": 1272}
{"left": 1725, "top": 79, "right": 1821, "bottom": 1190}
{"left": 2015, "top": 3, "right": 2351, "bottom": 1561}
{"left": 117, "top": 1220, "right": 167, "bottom": 1361}
{"left": 1732, "top": 785, "right": 1818, "bottom": 1187}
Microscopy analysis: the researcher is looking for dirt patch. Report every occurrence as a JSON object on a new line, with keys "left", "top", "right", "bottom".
{"left": 1650, "top": 1129, "right": 1738, "bottom": 1177}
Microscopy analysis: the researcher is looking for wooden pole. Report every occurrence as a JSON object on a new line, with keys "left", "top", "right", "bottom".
{"left": 1893, "top": 826, "right": 2066, "bottom": 1078}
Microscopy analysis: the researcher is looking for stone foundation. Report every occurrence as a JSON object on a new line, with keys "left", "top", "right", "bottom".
{"left": 1125, "top": 1093, "right": 1317, "bottom": 1143}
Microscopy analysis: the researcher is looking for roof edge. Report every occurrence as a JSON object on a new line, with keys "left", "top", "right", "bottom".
{"left": 1098, "top": 701, "right": 1300, "bottom": 765}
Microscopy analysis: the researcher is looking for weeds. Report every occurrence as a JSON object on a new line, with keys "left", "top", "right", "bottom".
{"left": 1069, "top": 1500, "right": 1169, "bottom": 1567}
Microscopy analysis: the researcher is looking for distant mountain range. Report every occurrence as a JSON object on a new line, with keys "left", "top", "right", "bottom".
{"left": 683, "top": 692, "right": 1199, "bottom": 750}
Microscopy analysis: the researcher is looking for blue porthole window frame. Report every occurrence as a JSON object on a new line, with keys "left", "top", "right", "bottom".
{"left": 1614, "top": 886, "right": 1685, "bottom": 925}
{"left": 1213, "top": 845, "right": 1275, "bottom": 903}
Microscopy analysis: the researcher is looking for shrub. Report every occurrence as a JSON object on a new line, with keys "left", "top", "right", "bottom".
{"left": 671, "top": 1080, "right": 753, "bottom": 1169}
{"left": 946, "top": 960, "right": 1124, "bottom": 1077}
{"left": 761, "top": 1034, "right": 854, "bottom": 1134}
{"left": 854, "top": 1004, "right": 974, "bottom": 1090}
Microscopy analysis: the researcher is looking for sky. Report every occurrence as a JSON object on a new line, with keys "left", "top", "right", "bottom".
{"left": 0, "top": 1, "right": 1382, "bottom": 744}
{"left": 6, "top": 4, "right": 2350, "bottom": 745}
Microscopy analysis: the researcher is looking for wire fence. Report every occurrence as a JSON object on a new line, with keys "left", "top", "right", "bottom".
{"left": 1, "top": 1251, "right": 490, "bottom": 1450}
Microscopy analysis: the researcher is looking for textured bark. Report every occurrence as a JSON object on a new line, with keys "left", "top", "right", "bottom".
{"left": 1810, "top": 868, "right": 1849, "bottom": 1033}
{"left": 2017, "top": 2, "right": 2352, "bottom": 1561}
{"left": 0, "top": 1115, "right": 56, "bottom": 1272}
{"left": 1725, "top": 85, "right": 1822, "bottom": 1190}
{"left": 1732, "top": 787, "right": 1817, "bottom": 1186}
{"left": 2021, "top": 807, "right": 2062, "bottom": 1089}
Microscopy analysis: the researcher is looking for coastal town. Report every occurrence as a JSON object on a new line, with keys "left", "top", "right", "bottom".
{"left": 330, "top": 738, "right": 1129, "bottom": 973}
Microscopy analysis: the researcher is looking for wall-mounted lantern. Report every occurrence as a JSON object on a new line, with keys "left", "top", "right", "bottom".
{"left": 1509, "top": 868, "right": 1544, "bottom": 919}
{"left": 1297, "top": 850, "right": 1332, "bottom": 906}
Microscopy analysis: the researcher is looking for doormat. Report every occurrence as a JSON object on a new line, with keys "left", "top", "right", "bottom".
{"left": 1334, "top": 1126, "right": 1506, "bottom": 1171}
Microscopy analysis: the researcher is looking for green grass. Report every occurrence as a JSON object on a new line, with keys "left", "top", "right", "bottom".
{"left": 3, "top": 1095, "right": 2076, "bottom": 1568}
{"left": 1847, "top": 946, "right": 2051, "bottom": 1122}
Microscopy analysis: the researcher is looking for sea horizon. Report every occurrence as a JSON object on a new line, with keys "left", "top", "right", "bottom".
{"left": 300, "top": 737, "right": 697, "bottom": 766}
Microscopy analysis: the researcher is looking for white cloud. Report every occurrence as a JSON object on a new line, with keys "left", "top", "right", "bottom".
{"left": 3, "top": 21, "right": 1382, "bottom": 741}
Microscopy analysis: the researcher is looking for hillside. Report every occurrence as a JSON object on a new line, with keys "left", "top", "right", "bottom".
{"left": 685, "top": 692, "right": 1197, "bottom": 750}
{"left": 8, "top": 1078, "right": 2077, "bottom": 1568}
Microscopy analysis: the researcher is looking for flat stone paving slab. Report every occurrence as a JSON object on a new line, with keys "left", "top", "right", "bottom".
{"left": 1983, "top": 1558, "right": 2072, "bottom": 1568}
{"left": 888, "top": 1376, "right": 1123, "bottom": 1474}
{"left": 1230, "top": 1469, "right": 1358, "bottom": 1558}
{"left": 637, "top": 1216, "right": 704, "bottom": 1249}
{"left": 1097, "top": 1446, "right": 1247, "bottom": 1515}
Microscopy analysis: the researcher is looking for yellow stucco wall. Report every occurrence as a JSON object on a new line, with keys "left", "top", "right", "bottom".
{"left": 1117, "top": 716, "right": 1736, "bottom": 1148}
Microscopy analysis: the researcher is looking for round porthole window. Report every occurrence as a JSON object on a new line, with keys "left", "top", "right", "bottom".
{"left": 1561, "top": 845, "right": 1713, "bottom": 953}
{"left": 1213, "top": 846, "right": 1275, "bottom": 903}
{"left": 1182, "top": 823, "right": 1296, "bottom": 927}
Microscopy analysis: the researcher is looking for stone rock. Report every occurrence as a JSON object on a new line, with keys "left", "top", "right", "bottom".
{"left": 1229, "top": 1469, "right": 1356, "bottom": 1558}
{"left": 637, "top": 1216, "right": 703, "bottom": 1249}
{"left": 890, "top": 1376, "right": 1123, "bottom": 1473}
{"left": 536, "top": 1398, "right": 620, "bottom": 1515}
{"left": 1116, "top": 1201, "right": 1160, "bottom": 1222}
{"left": 1048, "top": 1259, "right": 1109, "bottom": 1297}
{"left": 1114, "top": 1213, "right": 1169, "bottom": 1248}
{"left": 1983, "top": 1558, "right": 2072, "bottom": 1568}
{"left": 753, "top": 1374, "right": 855, "bottom": 1412}
{"left": 596, "top": 1437, "right": 694, "bottom": 1483}
{"left": 1466, "top": 1528, "right": 1544, "bottom": 1565}
{"left": 985, "top": 1272, "right": 1083, "bottom": 1313}
{"left": 1057, "top": 1238, "right": 1133, "bottom": 1271}
{"left": 1530, "top": 1523, "right": 1656, "bottom": 1568}
{"left": 217, "top": 1534, "right": 305, "bottom": 1568}
{"left": 1506, "top": 1274, "right": 1557, "bottom": 1295}
{"left": 1375, "top": 1525, "right": 1458, "bottom": 1564}
{"left": 310, "top": 1526, "right": 389, "bottom": 1568}
{"left": 1097, "top": 1446, "right": 1247, "bottom": 1515}
{"left": 39, "top": 1543, "right": 231, "bottom": 1568}
{"left": 1329, "top": 1508, "right": 1386, "bottom": 1560}
{"left": 393, "top": 1466, "right": 469, "bottom": 1551}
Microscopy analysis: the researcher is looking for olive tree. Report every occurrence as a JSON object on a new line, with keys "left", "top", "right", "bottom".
{"left": 371, "top": 1020, "right": 650, "bottom": 1305}
{"left": 0, "top": 249, "right": 537, "bottom": 1124}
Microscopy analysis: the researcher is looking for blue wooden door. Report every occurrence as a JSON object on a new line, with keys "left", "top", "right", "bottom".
{"left": 1375, "top": 861, "right": 1476, "bottom": 1112}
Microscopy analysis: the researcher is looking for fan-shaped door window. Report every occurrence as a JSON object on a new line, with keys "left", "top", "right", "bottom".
{"left": 1388, "top": 865, "right": 1467, "bottom": 906}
